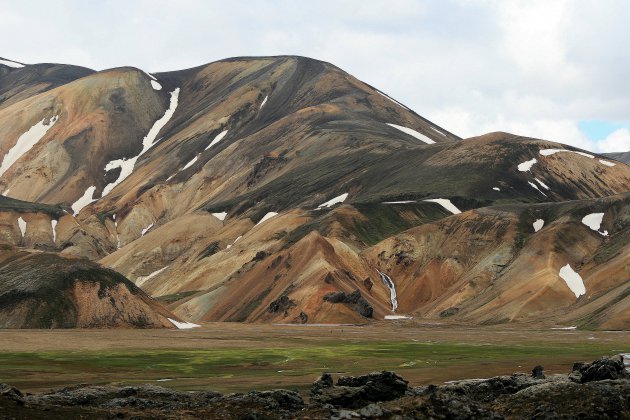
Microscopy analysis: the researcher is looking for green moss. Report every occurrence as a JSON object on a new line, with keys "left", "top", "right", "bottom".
{"left": 155, "top": 290, "right": 201, "bottom": 304}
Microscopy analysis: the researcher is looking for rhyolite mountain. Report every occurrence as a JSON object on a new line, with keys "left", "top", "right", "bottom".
{"left": 0, "top": 55, "right": 628, "bottom": 329}
{"left": 605, "top": 151, "right": 630, "bottom": 165}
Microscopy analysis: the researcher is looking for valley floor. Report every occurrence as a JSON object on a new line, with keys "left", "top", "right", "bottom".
{"left": 0, "top": 322, "right": 628, "bottom": 395}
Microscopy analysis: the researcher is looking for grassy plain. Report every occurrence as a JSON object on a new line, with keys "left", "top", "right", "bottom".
{"left": 0, "top": 322, "right": 627, "bottom": 394}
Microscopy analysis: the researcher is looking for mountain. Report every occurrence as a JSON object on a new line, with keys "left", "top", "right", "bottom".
{"left": 0, "top": 55, "right": 629, "bottom": 329}
{"left": 604, "top": 151, "right": 630, "bottom": 164}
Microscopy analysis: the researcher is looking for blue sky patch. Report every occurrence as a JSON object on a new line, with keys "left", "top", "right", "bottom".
{"left": 578, "top": 120, "right": 625, "bottom": 141}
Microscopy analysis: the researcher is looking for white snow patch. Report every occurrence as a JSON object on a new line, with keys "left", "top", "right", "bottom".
{"left": 581, "top": 213, "right": 608, "bottom": 236}
{"left": 17, "top": 217, "right": 26, "bottom": 237}
{"left": 539, "top": 149, "right": 594, "bottom": 158}
{"left": 181, "top": 156, "right": 198, "bottom": 171}
{"left": 168, "top": 318, "right": 200, "bottom": 329}
{"left": 0, "top": 116, "right": 58, "bottom": 176}
{"left": 599, "top": 159, "right": 616, "bottom": 167}
{"left": 551, "top": 326, "right": 577, "bottom": 330}
{"left": 423, "top": 198, "right": 461, "bottom": 214}
{"left": 376, "top": 91, "right": 410, "bottom": 110}
{"left": 226, "top": 235, "right": 242, "bottom": 249}
{"left": 255, "top": 212, "right": 278, "bottom": 226}
{"left": 386, "top": 123, "right": 435, "bottom": 144}
{"left": 559, "top": 264, "right": 586, "bottom": 298}
{"left": 156, "top": 379, "right": 173, "bottom": 382}
{"left": 493, "top": 187, "right": 500, "bottom": 191}
{"left": 150, "top": 80, "right": 162, "bottom": 90}
{"left": 383, "top": 200, "right": 416, "bottom": 204}
{"left": 535, "top": 178, "right": 550, "bottom": 190}
{"left": 102, "top": 88, "right": 179, "bottom": 197}
{"left": 72, "top": 186, "right": 97, "bottom": 216}
{"left": 51, "top": 220, "right": 58, "bottom": 243}
{"left": 517, "top": 158, "right": 537, "bottom": 172}
{"left": 384, "top": 315, "right": 412, "bottom": 320}
{"left": 212, "top": 212, "right": 227, "bottom": 221}
{"left": 141, "top": 223, "right": 154, "bottom": 236}
{"left": 377, "top": 270, "right": 398, "bottom": 311}
{"left": 533, "top": 219, "right": 544, "bottom": 232}
{"left": 136, "top": 266, "right": 169, "bottom": 287}
{"left": 528, "top": 181, "right": 547, "bottom": 197}
{"left": 259, "top": 95, "right": 268, "bottom": 109}
{"left": 317, "top": 193, "right": 348, "bottom": 209}
{"left": 430, "top": 126, "right": 446, "bottom": 136}
{"left": 205, "top": 130, "right": 228, "bottom": 150}
{"left": 0, "top": 58, "right": 25, "bottom": 68}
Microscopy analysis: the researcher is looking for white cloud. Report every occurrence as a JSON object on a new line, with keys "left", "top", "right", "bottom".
{"left": 597, "top": 128, "right": 630, "bottom": 153}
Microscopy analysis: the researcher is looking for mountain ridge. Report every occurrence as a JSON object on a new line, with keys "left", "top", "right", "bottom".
{"left": 0, "top": 54, "right": 628, "bottom": 328}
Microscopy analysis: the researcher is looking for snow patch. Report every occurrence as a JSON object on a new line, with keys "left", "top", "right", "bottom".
{"left": 181, "top": 156, "right": 198, "bottom": 171}
{"left": 205, "top": 130, "right": 228, "bottom": 150}
{"left": 430, "top": 126, "right": 446, "bottom": 136}
{"left": 559, "top": 264, "right": 586, "bottom": 298}
{"left": 539, "top": 149, "right": 594, "bottom": 158}
{"left": 141, "top": 223, "right": 154, "bottom": 236}
{"left": 259, "top": 95, "right": 268, "bottom": 109}
{"left": 551, "top": 326, "right": 577, "bottom": 330}
{"left": 517, "top": 158, "right": 537, "bottom": 172}
{"left": 0, "top": 116, "right": 58, "bottom": 176}
{"left": 17, "top": 217, "right": 26, "bottom": 237}
{"left": 535, "top": 178, "right": 550, "bottom": 190}
{"left": 150, "top": 80, "right": 162, "bottom": 90}
{"left": 533, "top": 219, "right": 544, "bottom": 232}
{"left": 383, "top": 200, "right": 416, "bottom": 204}
{"left": 581, "top": 213, "right": 608, "bottom": 236}
{"left": 0, "top": 58, "right": 25, "bottom": 68}
{"left": 384, "top": 315, "right": 412, "bottom": 320}
{"left": 317, "top": 193, "right": 348, "bottom": 209}
{"left": 255, "top": 212, "right": 278, "bottom": 226}
{"left": 102, "top": 88, "right": 179, "bottom": 197}
{"left": 212, "top": 212, "right": 227, "bottom": 221}
{"left": 493, "top": 187, "right": 500, "bottom": 191}
{"left": 528, "top": 181, "right": 547, "bottom": 197}
{"left": 377, "top": 270, "right": 398, "bottom": 311}
{"left": 423, "top": 198, "right": 461, "bottom": 214}
{"left": 72, "top": 186, "right": 97, "bottom": 216}
{"left": 51, "top": 220, "right": 58, "bottom": 243}
{"left": 168, "top": 318, "right": 200, "bottom": 329}
{"left": 599, "top": 159, "right": 616, "bottom": 167}
{"left": 136, "top": 266, "right": 168, "bottom": 287}
{"left": 386, "top": 123, "right": 435, "bottom": 144}
{"left": 226, "top": 235, "right": 242, "bottom": 249}
{"left": 376, "top": 91, "right": 410, "bottom": 110}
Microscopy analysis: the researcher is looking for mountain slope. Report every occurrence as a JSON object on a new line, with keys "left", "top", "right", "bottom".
{"left": 0, "top": 55, "right": 628, "bottom": 329}
{"left": 605, "top": 151, "right": 630, "bottom": 164}
{"left": 0, "top": 247, "right": 177, "bottom": 328}
{"left": 0, "top": 58, "right": 94, "bottom": 109}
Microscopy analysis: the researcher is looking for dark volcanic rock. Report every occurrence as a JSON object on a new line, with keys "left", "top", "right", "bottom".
{"left": 574, "top": 355, "right": 629, "bottom": 383}
{"left": 267, "top": 295, "right": 296, "bottom": 313}
{"left": 531, "top": 365, "right": 545, "bottom": 379}
{"left": 311, "top": 371, "right": 408, "bottom": 408}
{"left": 322, "top": 289, "right": 373, "bottom": 318}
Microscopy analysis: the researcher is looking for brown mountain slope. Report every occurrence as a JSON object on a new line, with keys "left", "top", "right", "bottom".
{"left": 0, "top": 55, "right": 628, "bottom": 329}
{"left": 0, "top": 247, "right": 177, "bottom": 328}
{"left": 0, "top": 59, "right": 95, "bottom": 110}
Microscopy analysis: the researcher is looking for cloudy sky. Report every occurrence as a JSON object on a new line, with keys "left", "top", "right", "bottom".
{"left": 1, "top": 0, "right": 629, "bottom": 152}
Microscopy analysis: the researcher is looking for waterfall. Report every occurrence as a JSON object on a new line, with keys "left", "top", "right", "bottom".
{"left": 377, "top": 270, "right": 398, "bottom": 311}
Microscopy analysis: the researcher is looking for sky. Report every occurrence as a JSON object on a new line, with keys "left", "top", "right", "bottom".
{"left": 1, "top": 0, "right": 629, "bottom": 153}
